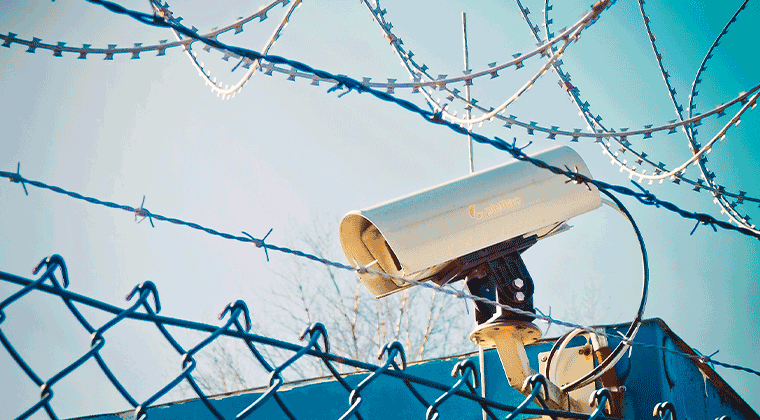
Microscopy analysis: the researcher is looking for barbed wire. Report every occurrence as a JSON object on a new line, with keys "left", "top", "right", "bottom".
{"left": 360, "top": 0, "right": 759, "bottom": 232}
{"left": 2, "top": 0, "right": 754, "bottom": 144}
{"left": 4, "top": 11, "right": 757, "bottom": 213}
{"left": 1, "top": 0, "right": 758, "bottom": 384}
{"left": 623, "top": 340, "right": 760, "bottom": 378}
{"left": 364, "top": 0, "right": 760, "bottom": 230}
{"left": 370, "top": 3, "right": 594, "bottom": 126}
{"left": 2, "top": 164, "right": 760, "bottom": 381}
{"left": 2, "top": 165, "right": 756, "bottom": 410}
{"left": 0, "top": 255, "right": 753, "bottom": 420}
{"left": 2, "top": 2, "right": 758, "bottom": 417}
{"left": 36, "top": 0, "right": 753, "bottom": 240}
{"left": 684, "top": 0, "right": 756, "bottom": 232}
{"left": 4, "top": 0, "right": 760, "bottom": 389}
{"left": 0, "top": 166, "right": 606, "bottom": 334}
{"left": 1, "top": 158, "right": 650, "bottom": 394}
{"left": 0, "top": 2, "right": 596, "bottom": 89}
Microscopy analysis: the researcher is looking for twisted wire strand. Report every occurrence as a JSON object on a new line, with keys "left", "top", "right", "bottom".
{"left": 0, "top": 171, "right": 584, "bottom": 333}
{"left": 0, "top": 261, "right": 757, "bottom": 419}
{"left": 628, "top": 340, "right": 760, "bottom": 377}
{"left": 1, "top": 165, "right": 759, "bottom": 335}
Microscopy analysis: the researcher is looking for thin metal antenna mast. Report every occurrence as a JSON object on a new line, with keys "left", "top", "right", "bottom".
{"left": 462, "top": 13, "right": 484, "bottom": 419}
{"left": 462, "top": 12, "right": 474, "bottom": 174}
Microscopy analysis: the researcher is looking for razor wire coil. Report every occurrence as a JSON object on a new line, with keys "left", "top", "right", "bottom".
{"left": 361, "top": 0, "right": 759, "bottom": 232}
{"left": 3, "top": 0, "right": 758, "bottom": 225}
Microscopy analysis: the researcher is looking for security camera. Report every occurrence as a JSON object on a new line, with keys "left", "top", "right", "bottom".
{"left": 339, "top": 145, "right": 601, "bottom": 300}
{"left": 340, "top": 145, "right": 603, "bottom": 412}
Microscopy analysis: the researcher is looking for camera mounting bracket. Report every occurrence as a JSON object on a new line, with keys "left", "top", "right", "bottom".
{"left": 464, "top": 244, "right": 592, "bottom": 414}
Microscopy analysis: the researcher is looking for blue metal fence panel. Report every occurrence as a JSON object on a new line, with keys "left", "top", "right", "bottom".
{"left": 83, "top": 320, "right": 757, "bottom": 420}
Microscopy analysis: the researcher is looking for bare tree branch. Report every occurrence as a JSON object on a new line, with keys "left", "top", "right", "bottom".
{"left": 187, "top": 216, "right": 473, "bottom": 394}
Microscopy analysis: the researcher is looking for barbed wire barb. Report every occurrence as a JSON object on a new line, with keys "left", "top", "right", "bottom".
{"left": 2, "top": 164, "right": 760, "bottom": 343}
{"left": 242, "top": 228, "right": 273, "bottom": 261}
{"left": 7, "top": 162, "right": 28, "bottom": 196}
{"left": 134, "top": 195, "right": 155, "bottom": 227}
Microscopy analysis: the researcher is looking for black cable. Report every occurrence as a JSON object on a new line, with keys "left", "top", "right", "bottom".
{"left": 547, "top": 189, "right": 649, "bottom": 392}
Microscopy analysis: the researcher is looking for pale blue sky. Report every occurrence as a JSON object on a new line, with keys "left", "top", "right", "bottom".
{"left": 1, "top": 0, "right": 758, "bottom": 417}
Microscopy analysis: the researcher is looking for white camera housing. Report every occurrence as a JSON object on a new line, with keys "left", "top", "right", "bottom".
{"left": 339, "top": 145, "right": 601, "bottom": 298}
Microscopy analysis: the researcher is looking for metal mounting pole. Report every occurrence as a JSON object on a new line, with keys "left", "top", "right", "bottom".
{"left": 462, "top": 13, "right": 481, "bottom": 418}
{"left": 462, "top": 12, "right": 488, "bottom": 420}
{"left": 462, "top": 12, "right": 474, "bottom": 174}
